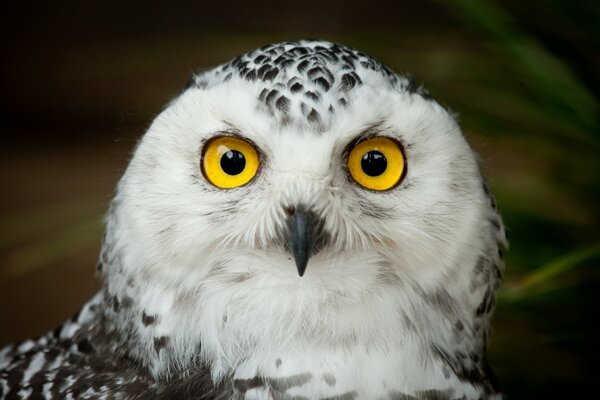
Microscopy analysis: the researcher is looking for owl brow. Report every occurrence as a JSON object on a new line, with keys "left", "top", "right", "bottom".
{"left": 342, "top": 120, "right": 391, "bottom": 154}
{"left": 220, "top": 121, "right": 242, "bottom": 136}
{"left": 197, "top": 123, "right": 241, "bottom": 151}
{"left": 355, "top": 120, "right": 388, "bottom": 140}
{"left": 216, "top": 122, "right": 266, "bottom": 154}
{"left": 209, "top": 121, "right": 267, "bottom": 164}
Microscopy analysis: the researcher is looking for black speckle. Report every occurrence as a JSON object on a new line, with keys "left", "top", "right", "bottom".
{"left": 265, "top": 89, "right": 279, "bottom": 106}
{"left": 406, "top": 77, "right": 419, "bottom": 94}
{"left": 184, "top": 76, "right": 197, "bottom": 89}
{"left": 290, "top": 82, "right": 304, "bottom": 93}
{"left": 77, "top": 339, "right": 93, "bottom": 353}
{"left": 234, "top": 376, "right": 263, "bottom": 394}
{"left": 112, "top": 297, "right": 120, "bottom": 312}
{"left": 476, "top": 287, "right": 492, "bottom": 316}
{"left": 322, "top": 67, "right": 335, "bottom": 84}
{"left": 297, "top": 60, "right": 310, "bottom": 73}
{"left": 387, "top": 391, "right": 417, "bottom": 400}
{"left": 360, "top": 60, "right": 375, "bottom": 69}
{"left": 415, "top": 388, "right": 454, "bottom": 400}
{"left": 142, "top": 312, "right": 156, "bottom": 327}
{"left": 322, "top": 373, "right": 336, "bottom": 386}
{"left": 273, "top": 55, "right": 286, "bottom": 65}
{"left": 350, "top": 71, "right": 363, "bottom": 85}
{"left": 230, "top": 56, "right": 243, "bottom": 67}
{"left": 419, "top": 87, "right": 434, "bottom": 100}
{"left": 279, "top": 58, "right": 294, "bottom": 69}
{"left": 154, "top": 336, "right": 170, "bottom": 355}
{"left": 482, "top": 182, "right": 491, "bottom": 195}
{"left": 340, "top": 73, "right": 357, "bottom": 91}
{"left": 274, "top": 55, "right": 292, "bottom": 68}
{"left": 245, "top": 69, "right": 257, "bottom": 81}
{"left": 275, "top": 96, "right": 290, "bottom": 112}
{"left": 455, "top": 320, "right": 464, "bottom": 331}
{"left": 307, "top": 66, "right": 324, "bottom": 79}
{"left": 265, "top": 373, "right": 312, "bottom": 393}
{"left": 258, "top": 88, "right": 269, "bottom": 102}
{"left": 474, "top": 256, "right": 486, "bottom": 274}
{"left": 238, "top": 66, "right": 249, "bottom": 76}
{"left": 304, "top": 91, "right": 320, "bottom": 102}
{"left": 121, "top": 296, "right": 133, "bottom": 309}
{"left": 290, "top": 46, "right": 309, "bottom": 56}
{"left": 44, "top": 348, "right": 61, "bottom": 363}
{"left": 254, "top": 54, "right": 269, "bottom": 64}
{"left": 442, "top": 366, "right": 451, "bottom": 379}
{"left": 314, "top": 76, "right": 331, "bottom": 91}
{"left": 422, "top": 288, "right": 456, "bottom": 317}
{"left": 307, "top": 108, "right": 320, "bottom": 123}
{"left": 257, "top": 64, "right": 271, "bottom": 78}
{"left": 275, "top": 358, "right": 282, "bottom": 368}
{"left": 52, "top": 325, "right": 62, "bottom": 338}
{"left": 341, "top": 55, "right": 356, "bottom": 67}
{"left": 263, "top": 67, "right": 279, "bottom": 81}
{"left": 486, "top": 293, "right": 495, "bottom": 314}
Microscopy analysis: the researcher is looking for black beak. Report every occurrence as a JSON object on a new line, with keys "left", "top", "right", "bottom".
{"left": 286, "top": 206, "right": 320, "bottom": 277}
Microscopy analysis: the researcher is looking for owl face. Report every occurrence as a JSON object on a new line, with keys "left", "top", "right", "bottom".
{"left": 113, "top": 41, "right": 487, "bottom": 295}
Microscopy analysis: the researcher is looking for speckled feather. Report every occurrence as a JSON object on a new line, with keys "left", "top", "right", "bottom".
{"left": 0, "top": 294, "right": 231, "bottom": 399}
{"left": 0, "top": 40, "right": 506, "bottom": 400}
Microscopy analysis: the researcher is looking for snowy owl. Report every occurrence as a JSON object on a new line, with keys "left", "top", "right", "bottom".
{"left": 0, "top": 40, "right": 506, "bottom": 399}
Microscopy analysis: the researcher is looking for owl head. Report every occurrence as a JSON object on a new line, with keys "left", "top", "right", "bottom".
{"left": 99, "top": 40, "right": 504, "bottom": 378}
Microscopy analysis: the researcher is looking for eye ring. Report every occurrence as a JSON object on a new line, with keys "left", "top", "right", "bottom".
{"left": 347, "top": 136, "right": 406, "bottom": 191}
{"left": 201, "top": 135, "right": 260, "bottom": 189}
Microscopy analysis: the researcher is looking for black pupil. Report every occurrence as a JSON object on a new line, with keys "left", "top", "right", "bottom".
{"left": 361, "top": 151, "right": 387, "bottom": 176}
{"left": 220, "top": 150, "right": 246, "bottom": 175}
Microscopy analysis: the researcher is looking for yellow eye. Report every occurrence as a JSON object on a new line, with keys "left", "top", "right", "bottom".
{"left": 347, "top": 137, "right": 406, "bottom": 191}
{"left": 201, "top": 136, "right": 260, "bottom": 188}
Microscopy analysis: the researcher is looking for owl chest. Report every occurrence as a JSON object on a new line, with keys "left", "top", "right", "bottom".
{"left": 197, "top": 275, "right": 396, "bottom": 398}
{"left": 228, "top": 348, "right": 398, "bottom": 399}
{"left": 223, "top": 346, "right": 481, "bottom": 400}
{"left": 194, "top": 271, "right": 484, "bottom": 399}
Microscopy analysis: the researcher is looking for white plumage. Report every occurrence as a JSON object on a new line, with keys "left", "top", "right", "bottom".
{"left": 0, "top": 40, "right": 505, "bottom": 400}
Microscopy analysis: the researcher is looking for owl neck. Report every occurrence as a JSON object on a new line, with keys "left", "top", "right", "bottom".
{"left": 98, "top": 253, "right": 501, "bottom": 381}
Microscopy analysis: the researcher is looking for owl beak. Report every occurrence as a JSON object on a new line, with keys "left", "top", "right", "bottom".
{"left": 286, "top": 206, "right": 319, "bottom": 277}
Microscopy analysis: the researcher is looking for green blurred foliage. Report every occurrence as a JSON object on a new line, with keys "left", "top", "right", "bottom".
{"left": 442, "top": 0, "right": 600, "bottom": 397}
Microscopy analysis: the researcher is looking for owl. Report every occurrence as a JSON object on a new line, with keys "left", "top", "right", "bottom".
{"left": 0, "top": 40, "right": 506, "bottom": 399}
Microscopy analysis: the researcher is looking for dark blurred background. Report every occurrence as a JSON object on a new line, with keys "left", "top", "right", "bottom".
{"left": 1, "top": 0, "right": 599, "bottom": 398}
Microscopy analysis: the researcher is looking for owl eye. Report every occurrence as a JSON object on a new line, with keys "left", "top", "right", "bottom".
{"left": 201, "top": 136, "right": 260, "bottom": 188}
{"left": 347, "top": 137, "right": 406, "bottom": 191}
